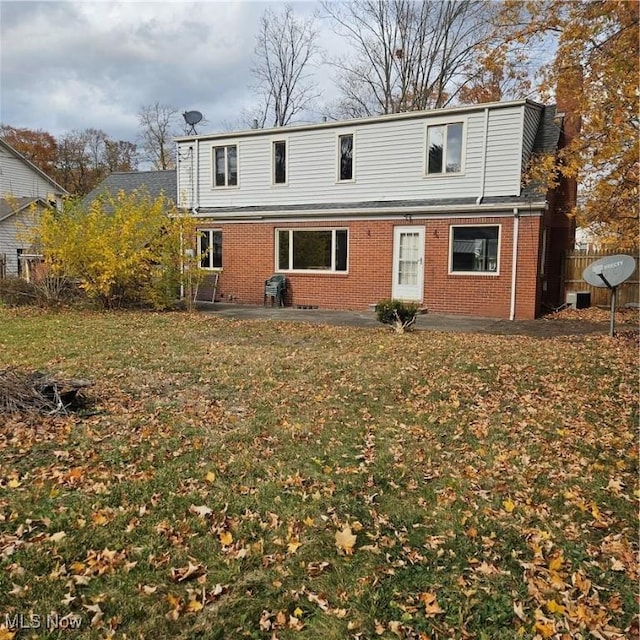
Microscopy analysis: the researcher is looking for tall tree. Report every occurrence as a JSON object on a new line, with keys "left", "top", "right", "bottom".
{"left": 137, "top": 102, "right": 178, "bottom": 169}
{"left": 322, "top": 0, "right": 505, "bottom": 118}
{"left": 495, "top": 0, "right": 639, "bottom": 251}
{"left": 250, "top": 5, "right": 321, "bottom": 127}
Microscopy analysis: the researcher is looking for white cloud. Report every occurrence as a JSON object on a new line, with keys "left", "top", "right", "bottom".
{"left": 0, "top": 0, "right": 336, "bottom": 143}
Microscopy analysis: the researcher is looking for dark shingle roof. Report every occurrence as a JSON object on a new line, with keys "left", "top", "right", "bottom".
{"left": 0, "top": 196, "right": 51, "bottom": 223}
{"left": 83, "top": 170, "right": 177, "bottom": 207}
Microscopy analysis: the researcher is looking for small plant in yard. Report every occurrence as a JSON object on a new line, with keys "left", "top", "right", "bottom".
{"left": 375, "top": 298, "right": 423, "bottom": 333}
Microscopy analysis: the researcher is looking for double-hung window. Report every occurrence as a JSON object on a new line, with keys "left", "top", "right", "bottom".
{"left": 277, "top": 229, "right": 348, "bottom": 272}
{"left": 338, "top": 133, "right": 354, "bottom": 181}
{"left": 427, "top": 122, "right": 463, "bottom": 174}
{"left": 198, "top": 229, "right": 222, "bottom": 269}
{"left": 273, "top": 140, "right": 287, "bottom": 185}
{"left": 450, "top": 225, "right": 499, "bottom": 274}
{"left": 213, "top": 145, "right": 238, "bottom": 187}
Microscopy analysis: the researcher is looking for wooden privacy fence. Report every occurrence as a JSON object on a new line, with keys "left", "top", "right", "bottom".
{"left": 563, "top": 251, "right": 639, "bottom": 308}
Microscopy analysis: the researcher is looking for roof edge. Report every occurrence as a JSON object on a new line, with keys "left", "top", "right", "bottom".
{"left": 176, "top": 99, "right": 550, "bottom": 143}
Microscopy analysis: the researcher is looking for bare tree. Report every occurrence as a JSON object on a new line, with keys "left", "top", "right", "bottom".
{"left": 251, "top": 5, "right": 321, "bottom": 127}
{"left": 322, "top": 0, "right": 499, "bottom": 118}
{"left": 137, "top": 102, "right": 178, "bottom": 169}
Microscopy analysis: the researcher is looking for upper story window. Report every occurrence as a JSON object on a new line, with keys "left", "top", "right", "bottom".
{"left": 198, "top": 229, "right": 222, "bottom": 269}
{"left": 450, "top": 225, "right": 499, "bottom": 274}
{"left": 338, "top": 133, "right": 354, "bottom": 181}
{"left": 213, "top": 145, "right": 237, "bottom": 187}
{"left": 273, "top": 140, "right": 287, "bottom": 185}
{"left": 427, "top": 122, "right": 463, "bottom": 175}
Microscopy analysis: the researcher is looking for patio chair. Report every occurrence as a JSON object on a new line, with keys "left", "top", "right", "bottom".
{"left": 264, "top": 274, "right": 286, "bottom": 307}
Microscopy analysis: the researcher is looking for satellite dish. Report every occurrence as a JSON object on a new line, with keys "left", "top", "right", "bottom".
{"left": 582, "top": 254, "right": 636, "bottom": 288}
{"left": 183, "top": 110, "right": 203, "bottom": 134}
{"left": 581, "top": 254, "right": 636, "bottom": 337}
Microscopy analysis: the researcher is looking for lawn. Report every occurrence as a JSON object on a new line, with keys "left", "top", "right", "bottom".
{"left": 0, "top": 309, "right": 637, "bottom": 640}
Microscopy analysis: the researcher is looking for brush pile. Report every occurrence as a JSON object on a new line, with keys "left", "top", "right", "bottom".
{"left": 0, "top": 368, "right": 92, "bottom": 415}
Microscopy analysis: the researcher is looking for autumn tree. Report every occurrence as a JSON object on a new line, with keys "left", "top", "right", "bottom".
{"left": 250, "top": 5, "right": 321, "bottom": 127}
{"left": 0, "top": 125, "right": 59, "bottom": 178}
{"left": 1, "top": 125, "right": 138, "bottom": 195}
{"left": 322, "top": 0, "right": 513, "bottom": 118}
{"left": 37, "top": 189, "right": 195, "bottom": 309}
{"left": 137, "top": 102, "right": 178, "bottom": 169}
{"left": 494, "top": 0, "right": 639, "bottom": 251}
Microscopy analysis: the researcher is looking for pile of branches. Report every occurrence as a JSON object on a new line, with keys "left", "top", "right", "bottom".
{"left": 0, "top": 368, "right": 92, "bottom": 415}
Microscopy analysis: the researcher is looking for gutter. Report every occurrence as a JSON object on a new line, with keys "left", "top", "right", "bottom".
{"left": 188, "top": 201, "right": 547, "bottom": 220}
{"left": 509, "top": 207, "right": 520, "bottom": 321}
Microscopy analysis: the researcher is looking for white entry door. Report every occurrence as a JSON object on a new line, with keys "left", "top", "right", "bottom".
{"left": 392, "top": 226, "right": 425, "bottom": 301}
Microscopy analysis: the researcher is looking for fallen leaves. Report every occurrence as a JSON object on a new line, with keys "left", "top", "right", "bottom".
{"left": 335, "top": 524, "right": 357, "bottom": 555}
{"left": 0, "top": 310, "right": 637, "bottom": 639}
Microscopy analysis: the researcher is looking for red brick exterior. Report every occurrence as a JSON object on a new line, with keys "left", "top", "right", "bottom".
{"left": 196, "top": 213, "right": 547, "bottom": 320}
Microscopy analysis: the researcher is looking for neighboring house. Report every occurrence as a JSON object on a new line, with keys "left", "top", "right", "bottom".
{"left": 83, "top": 169, "right": 177, "bottom": 208}
{"left": 175, "top": 99, "right": 576, "bottom": 319}
{"left": 0, "top": 138, "right": 68, "bottom": 277}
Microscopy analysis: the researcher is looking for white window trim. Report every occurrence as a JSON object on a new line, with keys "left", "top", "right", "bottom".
{"left": 197, "top": 228, "right": 223, "bottom": 270}
{"left": 211, "top": 143, "right": 239, "bottom": 189}
{"left": 271, "top": 138, "right": 288, "bottom": 187}
{"left": 275, "top": 227, "right": 349, "bottom": 274}
{"left": 448, "top": 223, "right": 501, "bottom": 276}
{"left": 424, "top": 117, "right": 467, "bottom": 177}
{"left": 336, "top": 131, "right": 356, "bottom": 183}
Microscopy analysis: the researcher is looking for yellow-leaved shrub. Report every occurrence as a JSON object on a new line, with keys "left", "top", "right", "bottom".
{"left": 37, "top": 188, "right": 199, "bottom": 309}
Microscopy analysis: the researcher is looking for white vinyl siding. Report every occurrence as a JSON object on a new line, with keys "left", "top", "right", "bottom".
{"left": 176, "top": 102, "right": 529, "bottom": 211}
{"left": 0, "top": 206, "right": 42, "bottom": 276}
{"left": 0, "top": 145, "right": 63, "bottom": 201}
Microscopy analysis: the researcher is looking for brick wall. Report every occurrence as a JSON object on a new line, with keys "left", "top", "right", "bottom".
{"left": 196, "top": 214, "right": 544, "bottom": 319}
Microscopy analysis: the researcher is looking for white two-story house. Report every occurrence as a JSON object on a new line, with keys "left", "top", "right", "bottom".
{"left": 175, "top": 99, "right": 575, "bottom": 319}
{"left": 0, "top": 138, "right": 68, "bottom": 278}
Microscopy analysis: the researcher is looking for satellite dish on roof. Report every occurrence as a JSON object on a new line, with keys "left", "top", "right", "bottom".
{"left": 183, "top": 110, "right": 203, "bottom": 134}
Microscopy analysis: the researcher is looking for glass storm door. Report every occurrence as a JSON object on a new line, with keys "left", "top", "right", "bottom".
{"left": 392, "top": 226, "right": 425, "bottom": 301}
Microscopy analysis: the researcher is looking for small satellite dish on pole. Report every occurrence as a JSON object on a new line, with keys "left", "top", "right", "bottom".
{"left": 183, "top": 110, "right": 203, "bottom": 135}
{"left": 582, "top": 254, "right": 636, "bottom": 336}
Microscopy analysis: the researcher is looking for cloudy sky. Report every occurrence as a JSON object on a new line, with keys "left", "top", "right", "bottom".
{"left": 0, "top": 0, "right": 342, "bottom": 143}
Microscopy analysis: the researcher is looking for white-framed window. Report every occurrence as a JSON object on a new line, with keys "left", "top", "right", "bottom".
{"left": 427, "top": 122, "right": 464, "bottom": 174}
{"left": 276, "top": 228, "right": 348, "bottom": 272}
{"left": 212, "top": 145, "right": 238, "bottom": 187}
{"left": 273, "top": 140, "right": 287, "bottom": 185}
{"left": 337, "top": 133, "right": 354, "bottom": 181}
{"left": 198, "top": 229, "right": 222, "bottom": 269}
{"left": 449, "top": 225, "right": 499, "bottom": 274}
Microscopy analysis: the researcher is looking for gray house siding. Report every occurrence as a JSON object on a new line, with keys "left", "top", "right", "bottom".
{"left": 177, "top": 100, "right": 544, "bottom": 214}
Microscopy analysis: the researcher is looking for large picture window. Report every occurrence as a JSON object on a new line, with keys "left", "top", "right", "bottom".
{"left": 427, "top": 122, "right": 463, "bottom": 174}
{"left": 198, "top": 229, "right": 222, "bottom": 269}
{"left": 277, "top": 229, "right": 348, "bottom": 272}
{"left": 213, "top": 145, "right": 238, "bottom": 187}
{"left": 450, "top": 225, "right": 499, "bottom": 273}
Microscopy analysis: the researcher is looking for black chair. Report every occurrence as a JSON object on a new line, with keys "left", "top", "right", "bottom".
{"left": 264, "top": 274, "right": 286, "bottom": 307}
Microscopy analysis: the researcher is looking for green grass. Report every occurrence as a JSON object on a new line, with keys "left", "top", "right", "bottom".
{"left": 0, "top": 308, "right": 637, "bottom": 639}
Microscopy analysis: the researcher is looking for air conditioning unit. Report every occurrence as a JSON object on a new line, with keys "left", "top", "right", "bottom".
{"left": 566, "top": 291, "right": 591, "bottom": 309}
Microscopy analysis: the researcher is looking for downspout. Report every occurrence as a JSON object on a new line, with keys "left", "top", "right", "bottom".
{"left": 193, "top": 138, "right": 200, "bottom": 214}
{"left": 509, "top": 207, "right": 520, "bottom": 320}
{"left": 475, "top": 107, "right": 489, "bottom": 205}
